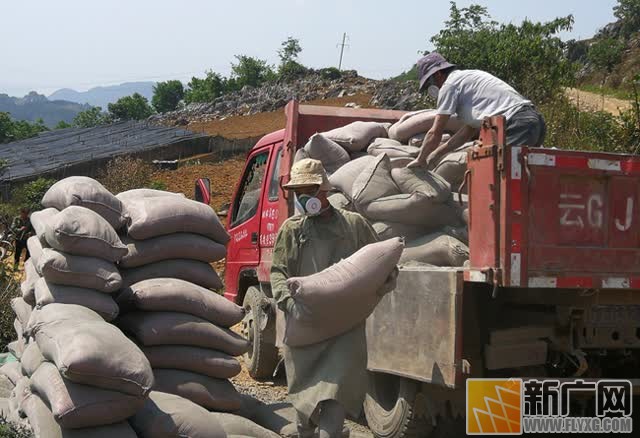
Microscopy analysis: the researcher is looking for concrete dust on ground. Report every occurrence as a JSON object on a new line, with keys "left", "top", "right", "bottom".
{"left": 566, "top": 87, "right": 632, "bottom": 115}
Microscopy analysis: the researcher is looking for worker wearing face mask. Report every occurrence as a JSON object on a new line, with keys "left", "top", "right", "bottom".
{"left": 271, "top": 158, "right": 395, "bottom": 438}
{"left": 407, "top": 52, "right": 546, "bottom": 169}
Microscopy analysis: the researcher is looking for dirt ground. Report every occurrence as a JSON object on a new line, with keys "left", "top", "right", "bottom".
{"left": 565, "top": 87, "right": 632, "bottom": 115}
{"left": 187, "top": 94, "right": 373, "bottom": 139}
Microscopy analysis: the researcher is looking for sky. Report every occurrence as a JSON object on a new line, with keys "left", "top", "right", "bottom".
{"left": 1, "top": 0, "right": 619, "bottom": 97}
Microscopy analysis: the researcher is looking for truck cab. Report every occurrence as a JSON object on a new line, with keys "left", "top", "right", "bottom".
{"left": 223, "top": 100, "right": 640, "bottom": 438}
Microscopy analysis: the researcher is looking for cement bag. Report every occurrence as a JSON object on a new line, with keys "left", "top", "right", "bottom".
{"left": 117, "top": 278, "right": 243, "bottom": 327}
{"left": 41, "top": 176, "right": 125, "bottom": 230}
{"left": 400, "top": 232, "right": 469, "bottom": 267}
{"left": 8, "top": 339, "right": 25, "bottom": 360}
{"left": 389, "top": 157, "right": 414, "bottom": 169}
{"left": 211, "top": 413, "right": 280, "bottom": 438}
{"left": 34, "top": 278, "right": 119, "bottom": 321}
{"left": 130, "top": 391, "right": 226, "bottom": 438}
{"left": 121, "top": 259, "right": 222, "bottom": 290}
{"left": 31, "top": 207, "right": 59, "bottom": 245}
{"left": 351, "top": 154, "right": 399, "bottom": 211}
{"left": 328, "top": 192, "right": 352, "bottom": 211}
{"left": 303, "top": 134, "right": 350, "bottom": 174}
{"left": 152, "top": 369, "right": 242, "bottom": 412}
{"left": 143, "top": 346, "right": 240, "bottom": 379}
{"left": 408, "top": 132, "right": 451, "bottom": 147}
{"left": 433, "top": 150, "right": 468, "bottom": 191}
{"left": 0, "top": 362, "right": 23, "bottom": 385}
{"left": 21, "top": 342, "right": 45, "bottom": 377}
{"left": 45, "top": 206, "right": 127, "bottom": 262}
{"left": 367, "top": 138, "right": 421, "bottom": 159}
{"left": 0, "top": 375, "right": 13, "bottom": 399}
{"left": 21, "top": 392, "right": 63, "bottom": 438}
{"left": 30, "top": 362, "right": 143, "bottom": 429}
{"left": 322, "top": 121, "right": 391, "bottom": 152}
{"left": 373, "top": 221, "right": 432, "bottom": 242}
{"left": 124, "top": 196, "right": 229, "bottom": 244}
{"left": 120, "top": 233, "right": 226, "bottom": 268}
{"left": 360, "top": 193, "right": 463, "bottom": 228}
{"left": 26, "top": 303, "right": 103, "bottom": 336}
{"left": 21, "top": 259, "right": 39, "bottom": 305}
{"left": 284, "top": 238, "right": 403, "bottom": 347}
{"left": 34, "top": 320, "right": 153, "bottom": 397}
{"left": 250, "top": 402, "right": 297, "bottom": 436}
{"left": 61, "top": 423, "right": 139, "bottom": 438}
{"left": 116, "top": 188, "right": 185, "bottom": 203}
{"left": 117, "top": 312, "right": 249, "bottom": 357}
{"left": 442, "top": 224, "right": 469, "bottom": 245}
{"left": 14, "top": 317, "right": 23, "bottom": 339}
{"left": 293, "top": 147, "right": 309, "bottom": 164}
{"left": 391, "top": 167, "right": 451, "bottom": 201}
{"left": 388, "top": 109, "right": 464, "bottom": 143}
{"left": 39, "top": 248, "right": 122, "bottom": 293}
{"left": 328, "top": 155, "right": 375, "bottom": 197}
{"left": 26, "top": 237, "right": 44, "bottom": 273}
{"left": 11, "top": 297, "right": 32, "bottom": 333}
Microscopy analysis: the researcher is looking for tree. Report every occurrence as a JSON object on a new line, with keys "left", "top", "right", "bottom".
{"left": 0, "top": 112, "right": 48, "bottom": 143}
{"left": 12, "top": 177, "right": 57, "bottom": 211}
{"left": 184, "top": 71, "right": 227, "bottom": 104}
{"left": 55, "top": 120, "right": 72, "bottom": 129}
{"left": 108, "top": 93, "right": 154, "bottom": 121}
{"left": 278, "top": 37, "right": 302, "bottom": 65}
{"left": 72, "top": 107, "right": 109, "bottom": 128}
{"left": 614, "top": 0, "right": 640, "bottom": 38}
{"left": 430, "top": 2, "right": 575, "bottom": 103}
{"left": 588, "top": 37, "right": 625, "bottom": 108}
{"left": 231, "top": 55, "right": 276, "bottom": 89}
{"left": 152, "top": 80, "right": 185, "bottom": 113}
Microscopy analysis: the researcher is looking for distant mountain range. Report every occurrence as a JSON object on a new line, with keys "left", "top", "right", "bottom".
{"left": 48, "top": 81, "right": 156, "bottom": 109}
{"left": 0, "top": 92, "right": 91, "bottom": 128}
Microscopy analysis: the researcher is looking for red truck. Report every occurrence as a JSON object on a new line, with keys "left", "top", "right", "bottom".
{"left": 217, "top": 100, "right": 640, "bottom": 438}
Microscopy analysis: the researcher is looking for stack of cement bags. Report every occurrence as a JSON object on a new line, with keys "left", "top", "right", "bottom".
{"left": 114, "top": 190, "right": 250, "bottom": 415}
{"left": 314, "top": 115, "right": 471, "bottom": 267}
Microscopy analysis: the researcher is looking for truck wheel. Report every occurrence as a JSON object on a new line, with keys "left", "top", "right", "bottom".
{"left": 364, "top": 373, "right": 432, "bottom": 438}
{"left": 242, "top": 286, "right": 279, "bottom": 379}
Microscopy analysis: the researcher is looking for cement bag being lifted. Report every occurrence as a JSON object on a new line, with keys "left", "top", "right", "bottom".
{"left": 284, "top": 238, "right": 403, "bottom": 347}
{"left": 152, "top": 369, "right": 242, "bottom": 412}
{"left": 21, "top": 342, "right": 46, "bottom": 377}
{"left": 130, "top": 391, "right": 226, "bottom": 438}
{"left": 120, "top": 259, "right": 222, "bottom": 290}
{"left": 303, "top": 134, "right": 350, "bottom": 174}
{"left": 21, "top": 259, "right": 39, "bottom": 305}
{"left": 322, "top": 121, "right": 391, "bottom": 152}
{"left": 117, "top": 278, "right": 244, "bottom": 327}
{"left": 117, "top": 312, "right": 249, "bottom": 357}
{"left": 120, "top": 233, "right": 226, "bottom": 268}
{"left": 42, "top": 177, "right": 125, "bottom": 230}
{"left": 39, "top": 248, "right": 122, "bottom": 293}
{"left": 367, "top": 138, "right": 421, "bottom": 158}
{"left": 45, "top": 206, "right": 127, "bottom": 262}
{"left": 30, "top": 362, "right": 144, "bottom": 429}
{"left": 31, "top": 207, "right": 59, "bottom": 245}
{"left": 388, "top": 109, "right": 464, "bottom": 143}
{"left": 328, "top": 155, "right": 375, "bottom": 197}
{"left": 116, "top": 188, "right": 185, "bottom": 203}
{"left": 34, "top": 278, "right": 119, "bottom": 321}
{"left": 142, "top": 345, "right": 240, "bottom": 379}
{"left": 26, "top": 237, "right": 44, "bottom": 274}
{"left": 391, "top": 167, "right": 451, "bottom": 201}
{"left": 211, "top": 413, "right": 280, "bottom": 438}
{"left": 124, "top": 196, "right": 229, "bottom": 244}
{"left": 433, "top": 150, "right": 469, "bottom": 191}
{"left": 34, "top": 319, "right": 153, "bottom": 397}
{"left": 400, "top": 232, "right": 469, "bottom": 267}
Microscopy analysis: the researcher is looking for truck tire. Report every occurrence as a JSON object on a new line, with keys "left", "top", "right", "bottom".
{"left": 242, "top": 286, "right": 279, "bottom": 379}
{"left": 364, "top": 373, "right": 431, "bottom": 438}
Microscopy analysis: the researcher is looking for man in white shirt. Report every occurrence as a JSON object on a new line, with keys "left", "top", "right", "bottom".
{"left": 408, "top": 52, "right": 546, "bottom": 168}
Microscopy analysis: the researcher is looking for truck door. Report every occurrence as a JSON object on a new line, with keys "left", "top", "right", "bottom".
{"left": 257, "top": 144, "right": 283, "bottom": 283}
{"left": 226, "top": 147, "right": 271, "bottom": 298}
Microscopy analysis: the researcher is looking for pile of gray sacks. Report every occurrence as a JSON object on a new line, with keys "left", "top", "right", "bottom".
{"left": 0, "top": 177, "right": 284, "bottom": 437}
{"left": 299, "top": 108, "right": 471, "bottom": 267}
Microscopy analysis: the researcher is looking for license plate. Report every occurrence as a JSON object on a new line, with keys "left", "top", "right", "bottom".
{"left": 587, "top": 305, "right": 640, "bottom": 326}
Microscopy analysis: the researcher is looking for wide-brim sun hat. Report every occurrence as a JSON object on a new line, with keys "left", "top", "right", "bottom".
{"left": 417, "top": 52, "right": 456, "bottom": 91}
{"left": 283, "top": 157, "right": 332, "bottom": 191}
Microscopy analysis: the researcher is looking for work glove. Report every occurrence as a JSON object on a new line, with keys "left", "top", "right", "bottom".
{"left": 377, "top": 266, "right": 399, "bottom": 296}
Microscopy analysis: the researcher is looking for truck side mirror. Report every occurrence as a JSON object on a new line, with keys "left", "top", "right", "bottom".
{"left": 194, "top": 178, "right": 211, "bottom": 204}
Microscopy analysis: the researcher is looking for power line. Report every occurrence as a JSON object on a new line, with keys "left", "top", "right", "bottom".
{"left": 337, "top": 33, "right": 350, "bottom": 70}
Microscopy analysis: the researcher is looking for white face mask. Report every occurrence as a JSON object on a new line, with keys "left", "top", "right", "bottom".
{"left": 294, "top": 189, "right": 323, "bottom": 216}
{"left": 427, "top": 84, "right": 440, "bottom": 100}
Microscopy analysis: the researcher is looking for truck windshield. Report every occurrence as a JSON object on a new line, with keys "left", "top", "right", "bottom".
{"left": 231, "top": 151, "right": 269, "bottom": 227}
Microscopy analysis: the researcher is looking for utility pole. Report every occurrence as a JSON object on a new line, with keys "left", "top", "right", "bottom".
{"left": 337, "top": 33, "right": 348, "bottom": 70}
